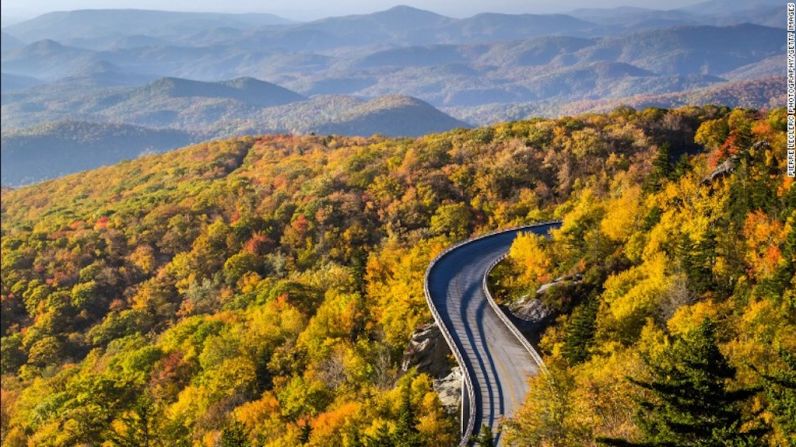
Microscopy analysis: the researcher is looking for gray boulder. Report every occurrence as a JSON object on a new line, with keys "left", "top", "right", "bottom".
{"left": 401, "top": 322, "right": 454, "bottom": 379}
{"left": 433, "top": 366, "right": 462, "bottom": 414}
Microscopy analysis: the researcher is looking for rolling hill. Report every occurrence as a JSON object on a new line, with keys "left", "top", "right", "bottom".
{"left": 1, "top": 14, "right": 783, "bottom": 111}
{"left": 447, "top": 77, "right": 785, "bottom": 124}
{"left": 2, "top": 9, "right": 294, "bottom": 48}
{"left": 1, "top": 31, "right": 25, "bottom": 51}
{"left": 0, "top": 121, "right": 194, "bottom": 185}
{"left": 0, "top": 39, "right": 103, "bottom": 80}
{"left": 0, "top": 72, "right": 42, "bottom": 92}
{"left": 0, "top": 76, "right": 467, "bottom": 136}
{"left": 0, "top": 76, "right": 469, "bottom": 185}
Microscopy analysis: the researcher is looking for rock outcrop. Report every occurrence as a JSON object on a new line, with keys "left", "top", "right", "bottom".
{"left": 402, "top": 322, "right": 461, "bottom": 414}
{"left": 433, "top": 366, "right": 462, "bottom": 414}
{"left": 702, "top": 157, "right": 736, "bottom": 184}
{"left": 535, "top": 273, "right": 583, "bottom": 296}
{"left": 509, "top": 297, "right": 552, "bottom": 324}
{"left": 401, "top": 322, "right": 453, "bottom": 379}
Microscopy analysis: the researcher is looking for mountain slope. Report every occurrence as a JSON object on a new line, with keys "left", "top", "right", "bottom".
{"left": 442, "top": 12, "right": 596, "bottom": 42}
{"left": 448, "top": 77, "right": 785, "bottom": 124}
{"left": 581, "top": 24, "right": 783, "bottom": 75}
{"left": 0, "top": 121, "right": 194, "bottom": 185}
{"left": 1, "top": 39, "right": 102, "bottom": 80}
{"left": 131, "top": 77, "right": 306, "bottom": 107}
{"left": 0, "top": 72, "right": 42, "bottom": 92}
{"left": 3, "top": 9, "right": 294, "bottom": 46}
{"left": 1, "top": 76, "right": 468, "bottom": 138}
{"left": 1, "top": 78, "right": 469, "bottom": 184}
{"left": 1, "top": 106, "right": 790, "bottom": 447}
{"left": 568, "top": 76, "right": 786, "bottom": 113}
{"left": 1, "top": 31, "right": 25, "bottom": 51}
{"left": 314, "top": 95, "right": 470, "bottom": 136}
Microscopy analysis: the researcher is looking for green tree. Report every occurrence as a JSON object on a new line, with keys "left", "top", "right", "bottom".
{"left": 643, "top": 143, "right": 672, "bottom": 192}
{"left": 474, "top": 424, "right": 494, "bottom": 447}
{"left": 220, "top": 421, "right": 251, "bottom": 447}
{"left": 601, "top": 320, "right": 766, "bottom": 447}
{"left": 105, "top": 394, "right": 160, "bottom": 447}
{"left": 364, "top": 423, "right": 394, "bottom": 447}
{"left": 757, "top": 349, "right": 796, "bottom": 446}
{"left": 430, "top": 203, "right": 471, "bottom": 241}
{"left": 562, "top": 297, "right": 598, "bottom": 365}
{"left": 393, "top": 383, "right": 422, "bottom": 447}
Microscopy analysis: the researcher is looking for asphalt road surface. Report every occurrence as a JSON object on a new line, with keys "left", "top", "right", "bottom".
{"left": 426, "top": 224, "right": 557, "bottom": 445}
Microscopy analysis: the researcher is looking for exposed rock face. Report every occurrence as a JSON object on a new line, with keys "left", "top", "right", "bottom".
{"left": 401, "top": 322, "right": 453, "bottom": 379}
{"left": 509, "top": 297, "right": 552, "bottom": 324}
{"left": 403, "top": 322, "right": 461, "bottom": 413}
{"left": 433, "top": 366, "right": 462, "bottom": 414}
{"left": 534, "top": 274, "right": 583, "bottom": 297}
{"left": 507, "top": 274, "right": 584, "bottom": 342}
{"left": 703, "top": 157, "right": 736, "bottom": 184}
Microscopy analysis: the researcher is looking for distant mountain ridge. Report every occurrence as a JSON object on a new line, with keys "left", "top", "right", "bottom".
{"left": 3, "top": 20, "right": 781, "bottom": 108}
{"left": 135, "top": 77, "right": 306, "bottom": 106}
{"left": 446, "top": 77, "right": 785, "bottom": 124}
{"left": 3, "top": 9, "right": 294, "bottom": 46}
{"left": 0, "top": 121, "right": 194, "bottom": 185}
{"left": 1, "top": 75, "right": 467, "bottom": 135}
{"left": 0, "top": 5, "right": 785, "bottom": 187}
{"left": 0, "top": 75, "right": 470, "bottom": 185}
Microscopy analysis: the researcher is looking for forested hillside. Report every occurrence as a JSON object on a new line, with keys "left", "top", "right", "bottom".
{"left": 494, "top": 108, "right": 795, "bottom": 446}
{"left": 1, "top": 106, "right": 793, "bottom": 446}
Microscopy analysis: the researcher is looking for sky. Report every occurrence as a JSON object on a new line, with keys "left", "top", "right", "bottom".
{"left": 1, "top": 0, "right": 705, "bottom": 22}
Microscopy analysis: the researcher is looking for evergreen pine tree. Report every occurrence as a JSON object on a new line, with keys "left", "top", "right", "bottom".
{"left": 220, "top": 421, "right": 250, "bottom": 447}
{"left": 757, "top": 349, "right": 796, "bottom": 446}
{"left": 601, "top": 319, "right": 766, "bottom": 447}
{"left": 364, "top": 423, "right": 394, "bottom": 447}
{"left": 474, "top": 424, "right": 494, "bottom": 447}
{"left": 393, "top": 383, "right": 422, "bottom": 447}
{"left": 562, "top": 297, "right": 598, "bottom": 365}
{"left": 643, "top": 143, "right": 672, "bottom": 192}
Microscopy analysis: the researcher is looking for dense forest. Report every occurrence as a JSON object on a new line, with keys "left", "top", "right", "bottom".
{"left": 1, "top": 105, "right": 793, "bottom": 446}
{"left": 494, "top": 108, "right": 795, "bottom": 446}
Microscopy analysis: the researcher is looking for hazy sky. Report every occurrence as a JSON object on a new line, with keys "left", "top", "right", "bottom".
{"left": 1, "top": 0, "right": 705, "bottom": 22}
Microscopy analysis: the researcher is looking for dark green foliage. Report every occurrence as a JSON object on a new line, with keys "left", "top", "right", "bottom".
{"left": 675, "top": 232, "right": 717, "bottom": 297}
{"left": 602, "top": 320, "right": 767, "bottom": 447}
{"left": 643, "top": 143, "right": 673, "bottom": 193}
{"left": 474, "top": 424, "right": 494, "bottom": 447}
{"left": 364, "top": 423, "right": 395, "bottom": 447}
{"left": 220, "top": 421, "right": 251, "bottom": 447}
{"left": 104, "top": 394, "right": 160, "bottom": 447}
{"left": 393, "top": 383, "right": 423, "bottom": 447}
{"left": 562, "top": 296, "right": 598, "bottom": 365}
{"left": 757, "top": 350, "right": 796, "bottom": 446}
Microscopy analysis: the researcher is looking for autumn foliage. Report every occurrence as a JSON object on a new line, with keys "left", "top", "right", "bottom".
{"left": 1, "top": 106, "right": 792, "bottom": 446}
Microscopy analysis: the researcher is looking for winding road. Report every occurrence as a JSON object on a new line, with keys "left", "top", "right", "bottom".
{"left": 424, "top": 223, "right": 559, "bottom": 446}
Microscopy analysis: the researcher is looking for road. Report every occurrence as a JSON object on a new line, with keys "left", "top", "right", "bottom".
{"left": 425, "top": 224, "right": 558, "bottom": 445}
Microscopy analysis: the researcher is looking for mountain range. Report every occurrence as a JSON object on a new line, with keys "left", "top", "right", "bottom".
{"left": 0, "top": 76, "right": 469, "bottom": 184}
{"left": 1, "top": 76, "right": 467, "bottom": 134}
{"left": 0, "top": 1, "right": 786, "bottom": 185}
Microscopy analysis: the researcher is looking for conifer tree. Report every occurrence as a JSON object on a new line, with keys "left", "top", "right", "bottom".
{"left": 474, "top": 424, "right": 494, "bottom": 447}
{"left": 562, "top": 297, "right": 598, "bottom": 365}
{"left": 643, "top": 143, "right": 673, "bottom": 192}
{"left": 220, "top": 421, "right": 250, "bottom": 447}
{"left": 757, "top": 349, "right": 796, "bottom": 446}
{"left": 393, "top": 383, "right": 422, "bottom": 447}
{"left": 601, "top": 319, "right": 766, "bottom": 447}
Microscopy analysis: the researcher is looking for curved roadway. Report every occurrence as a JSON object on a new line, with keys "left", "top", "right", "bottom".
{"left": 425, "top": 224, "right": 558, "bottom": 445}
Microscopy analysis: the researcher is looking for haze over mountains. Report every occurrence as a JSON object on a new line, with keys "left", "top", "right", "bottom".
{"left": 0, "top": 0, "right": 786, "bottom": 185}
